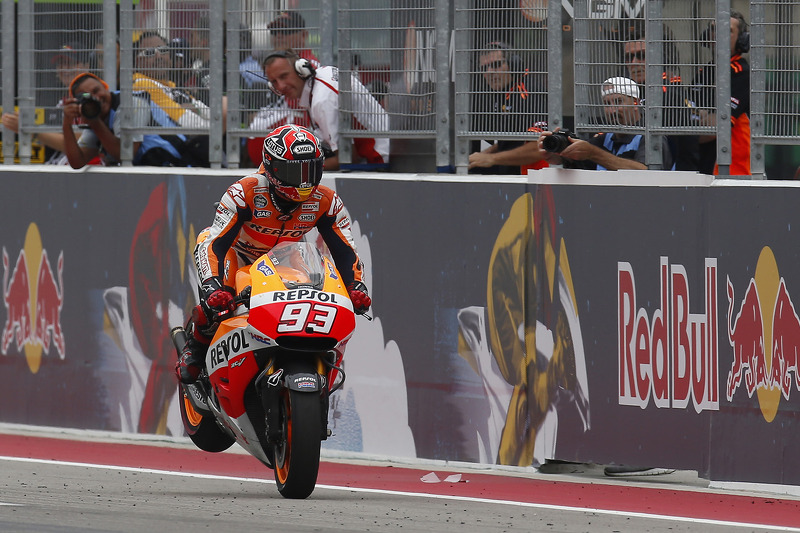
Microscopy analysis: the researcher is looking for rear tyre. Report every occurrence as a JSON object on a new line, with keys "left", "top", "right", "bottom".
{"left": 273, "top": 388, "right": 322, "bottom": 499}
{"left": 179, "top": 384, "right": 235, "bottom": 453}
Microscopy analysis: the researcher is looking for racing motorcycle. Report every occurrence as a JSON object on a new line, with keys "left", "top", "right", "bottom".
{"left": 171, "top": 241, "right": 358, "bottom": 499}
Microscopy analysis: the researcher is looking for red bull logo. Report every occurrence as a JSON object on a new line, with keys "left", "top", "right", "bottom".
{"left": 1, "top": 223, "right": 65, "bottom": 372}
{"left": 618, "top": 257, "right": 719, "bottom": 413}
{"left": 727, "top": 246, "right": 800, "bottom": 422}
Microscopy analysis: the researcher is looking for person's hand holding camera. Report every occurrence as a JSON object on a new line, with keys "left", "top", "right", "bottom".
{"left": 538, "top": 130, "right": 572, "bottom": 164}
{"left": 60, "top": 98, "right": 84, "bottom": 128}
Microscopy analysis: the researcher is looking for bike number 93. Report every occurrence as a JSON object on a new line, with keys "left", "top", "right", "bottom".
{"left": 277, "top": 302, "right": 337, "bottom": 334}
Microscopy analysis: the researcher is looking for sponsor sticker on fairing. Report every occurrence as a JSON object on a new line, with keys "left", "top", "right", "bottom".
{"left": 256, "top": 260, "right": 274, "bottom": 277}
{"left": 208, "top": 329, "right": 252, "bottom": 372}
{"left": 294, "top": 376, "right": 317, "bottom": 389}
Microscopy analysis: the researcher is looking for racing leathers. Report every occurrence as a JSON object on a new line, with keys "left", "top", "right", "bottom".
{"left": 177, "top": 166, "right": 366, "bottom": 383}
{"left": 194, "top": 164, "right": 365, "bottom": 291}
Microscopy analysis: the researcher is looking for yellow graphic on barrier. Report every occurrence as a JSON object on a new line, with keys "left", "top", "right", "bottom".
{"left": 0, "top": 107, "right": 47, "bottom": 163}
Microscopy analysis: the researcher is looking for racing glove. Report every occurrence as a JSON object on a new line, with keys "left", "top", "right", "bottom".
{"left": 200, "top": 278, "right": 236, "bottom": 321}
{"left": 347, "top": 281, "right": 372, "bottom": 315}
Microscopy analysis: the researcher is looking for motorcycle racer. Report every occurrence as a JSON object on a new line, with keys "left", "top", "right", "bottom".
{"left": 176, "top": 124, "right": 371, "bottom": 384}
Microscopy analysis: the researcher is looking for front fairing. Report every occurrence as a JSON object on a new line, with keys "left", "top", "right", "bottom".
{"left": 205, "top": 241, "right": 356, "bottom": 418}
{"left": 249, "top": 242, "right": 357, "bottom": 348}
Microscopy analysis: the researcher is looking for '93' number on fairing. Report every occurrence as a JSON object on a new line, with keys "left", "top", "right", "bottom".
{"left": 277, "top": 303, "right": 337, "bottom": 334}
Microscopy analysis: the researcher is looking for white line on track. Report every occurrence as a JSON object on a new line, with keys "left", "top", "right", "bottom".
{"left": 2, "top": 455, "right": 798, "bottom": 532}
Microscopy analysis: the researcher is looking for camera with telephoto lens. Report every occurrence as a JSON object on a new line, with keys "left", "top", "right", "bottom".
{"left": 77, "top": 93, "right": 102, "bottom": 120}
{"left": 541, "top": 130, "right": 576, "bottom": 153}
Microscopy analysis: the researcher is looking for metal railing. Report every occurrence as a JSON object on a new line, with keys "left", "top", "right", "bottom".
{"left": 1, "top": 0, "right": 796, "bottom": 179}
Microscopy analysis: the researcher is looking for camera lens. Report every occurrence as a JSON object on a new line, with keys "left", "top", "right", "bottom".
{"left": 79, "top": 94, "right": 102, "bottom": 120}
{"left": 542, "top": 133, "right": 570, "bottom": 153}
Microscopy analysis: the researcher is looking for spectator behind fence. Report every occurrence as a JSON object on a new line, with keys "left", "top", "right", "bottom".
{"left": 267, "top": 11, "right": 320, "bottom": 67}
{"left": 255, "top": 9, "right": 320, "bottom": 134}
{"left": 60, "top": 72, "right": 150, "bottom": 168}
{"left": 53, "top": 41, "right": 92, "bottom": 92}
{"left": 0, "top": 112, "right": 70, "bottom": 164}
{"left": 169, "top": 37, "right": 192, "bottom": 88}
{"left": 21, "top": 41, "right": 95, "bottom": 164}
{"left": 132, "top": 31, "right": 213, "bottom": 167}
{"left": 261, "top": 49, "right": 389, "bottom": 170}
{"left": 469, "top": 41, "right": 548, "bottom": 175}
{"left": 538, "top": 77, "right": 673, "bottom": 171}
{"left": 188, "top": 16, "right": 271, "bottom": 112}
{"left": 691, "top": 11, "right": 751, "bottom": 176}
{"left": 91, "top": 38, "right": 121, "bottom": 88}
{"left": 623, "top": 25, "right": 699, "bottom": 171}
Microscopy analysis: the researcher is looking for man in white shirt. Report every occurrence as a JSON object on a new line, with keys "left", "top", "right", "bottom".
{"left": 262, "top": 49, "right": 389, "bottom": 170}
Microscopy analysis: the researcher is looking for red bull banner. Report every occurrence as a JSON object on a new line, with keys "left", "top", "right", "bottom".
{"left": 1, "top": 169, "right": 800, "bottom": 486}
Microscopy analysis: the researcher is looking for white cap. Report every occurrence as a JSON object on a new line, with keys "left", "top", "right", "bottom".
{"left": 601, "top": 76, "right": 640, "bottom": 99}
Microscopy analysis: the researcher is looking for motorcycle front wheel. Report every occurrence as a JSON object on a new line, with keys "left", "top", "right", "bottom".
{"left": 178, "top": 384, "right": 235, "bottom": 453}
{"left": 273, "top": 388, "right": 322, "bottom": 499}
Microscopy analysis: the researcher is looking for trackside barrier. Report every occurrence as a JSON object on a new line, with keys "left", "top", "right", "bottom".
{"left": 1, "top": 165, "right": 799, "bottom": 487}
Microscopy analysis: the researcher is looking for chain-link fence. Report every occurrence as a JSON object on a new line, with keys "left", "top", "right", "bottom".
{"left": 1, "top": 0, "right": 797, "bottom": 178}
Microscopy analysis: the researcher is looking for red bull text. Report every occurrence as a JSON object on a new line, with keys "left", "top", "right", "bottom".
{"left": 618, "top": 258, "right": 719, "bottom": 413}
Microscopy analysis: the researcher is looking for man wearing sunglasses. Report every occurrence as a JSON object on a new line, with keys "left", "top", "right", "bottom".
{"left": 133, "top": 31, "right": 211, "bottom": 130}
{"left": 622, "top": 25, "right": 699, "bottom": 171}
{"left": 131, "top": 31, "right": 220, "bottom": 166}
{"left": 469, "top": 41, "right": 548, "bottom": 175}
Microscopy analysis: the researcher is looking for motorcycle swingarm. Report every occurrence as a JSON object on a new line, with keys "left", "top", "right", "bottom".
{"left": 181, "top": 381, "right": 213, "bottom": 416}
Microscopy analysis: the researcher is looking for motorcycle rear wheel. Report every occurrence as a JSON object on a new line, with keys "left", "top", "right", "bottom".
{"left": 273, "top": 388, "right": 322, "bottom": 499}
{"left": 179, "top": 384, "right": 235, "bottom": 453}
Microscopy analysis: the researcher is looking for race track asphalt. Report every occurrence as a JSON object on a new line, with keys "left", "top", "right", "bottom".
{"left": 0, "top": 428, "right": 798, "bottom": 533}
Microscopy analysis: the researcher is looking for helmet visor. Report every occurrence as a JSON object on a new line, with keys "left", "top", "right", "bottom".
{"left": 270, "top": 158, "right": 324, "bottom": 188}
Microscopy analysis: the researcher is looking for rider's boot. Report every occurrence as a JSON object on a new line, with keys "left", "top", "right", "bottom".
{"left": 175, "top": 308, "right": 212, "bottom": 384}
{"left": 176, "top": 336, "right": 206, "bottom": 384}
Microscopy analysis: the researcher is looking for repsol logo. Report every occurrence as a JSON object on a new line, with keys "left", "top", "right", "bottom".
{"left": 248, "top": 225, "right": 305, "bottom": 238}
{"left": 272, "top": 289, "right": 341, "bottom": 304}
{"left": 209, "top": 330, "right": 251, "bottom": 370}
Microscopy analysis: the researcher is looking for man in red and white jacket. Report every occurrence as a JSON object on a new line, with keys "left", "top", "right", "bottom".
{"left": 263, "top": 49, "right": 389, "bottom": 170}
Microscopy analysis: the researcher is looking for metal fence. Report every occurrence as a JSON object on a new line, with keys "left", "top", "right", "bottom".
{"left": 1, "top": 0, "right": 798, "bottom": 178}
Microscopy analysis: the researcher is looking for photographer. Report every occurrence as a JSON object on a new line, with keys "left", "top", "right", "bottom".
{"left": 61, "top": 73, "right": 150, "bottom": 169}
{"left": 538, "top": 77, "right": 673, "bottom": 171}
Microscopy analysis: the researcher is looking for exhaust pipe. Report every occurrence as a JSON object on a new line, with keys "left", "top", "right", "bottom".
{"left": 170, "top": 326, "right": 188, "bottom": 355}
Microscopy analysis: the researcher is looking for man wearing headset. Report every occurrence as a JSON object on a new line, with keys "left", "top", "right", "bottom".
{"left": 691, "top": 11, "right": 751, "bottom": 176}
{"left": 263, "top": 49, "right": 389, "bottom": 170}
